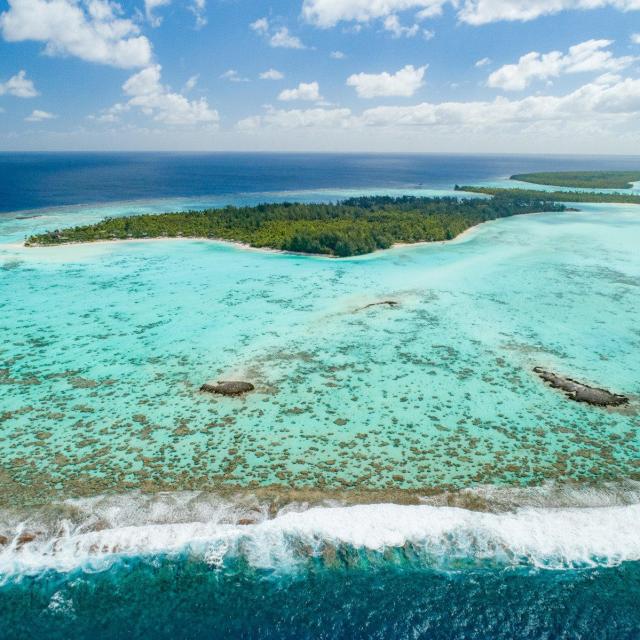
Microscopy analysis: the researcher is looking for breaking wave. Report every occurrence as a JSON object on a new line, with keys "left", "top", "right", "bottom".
{"left": 2, "top": 483, "right": 640, "bottom": 578}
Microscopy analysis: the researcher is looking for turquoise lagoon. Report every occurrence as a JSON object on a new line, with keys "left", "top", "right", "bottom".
{"left": 1, "top": 191, "right": 639, "bottom": 505}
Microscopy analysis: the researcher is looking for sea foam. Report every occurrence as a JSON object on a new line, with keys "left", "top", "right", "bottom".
{"left": 1, "top": 488, "right": 640, "bottom": 577}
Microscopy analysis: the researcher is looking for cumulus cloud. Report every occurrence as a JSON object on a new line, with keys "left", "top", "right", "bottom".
{"left": 270, "top": 27, "right": 305, "bottom": 48}
{"left": 144, "top": 0, "right": 171, "bottom": 26}
{"left": 250, "top": 17, "right": 269, "bottom": 34}
{"left": 488, "top": 39, "right": 635, "bottom": 90}
{"left": 458, "top": 0, "right": 640, "bottom": 25}
{"left": 250, "top": 17, "right": 305, "bottom": 48}
{"left": 0, "top": 0, "right": 152, "bottom": 68}
{"left": 220, "top": 69, "right": 249, "bottom": 82}
{"left": 260, "top": 69, "right": 284, "bottom": 80}
{"left": 121, "top": 65, "right": 219, "bottom": 125}
{"left": 238, "top": 106, "right": 352, "bottom": 130}
{"left": 475, "top": 57, "right": 491, "bottom": 67}
{"left": 330, "top": 50, "right": 345, "bottom": 59}
{"left": 144, "top": 0, "right": 206, "bottom": 28}
{"left": 301, "top": 0, "right": 640, "bottom": 27}
{"left": 347, "top": 64, "right": 427, "bottom": 98}
{"left": 359, "top": 76, "right": 640, "bottom": 128}
{"left": 189, "top": 0, "right": 206, "bottom": 28}
{"left": 25, "top": 109, "right": 56, "bottom": 121}
{"left": 632, "top": 33, "right": 640, "bottom": 44}
{"left": 383, "top": 15, "right": 419, "bottom": 37}
{"left": 278, "top": 81, "right": 322, "bottom": 101}
{"left": 182, "top": 74, "right": 199, "bottom": 92}
{"left": 237, "top": 75, "right": 640, "bottom": 139}
{"left": 88, "top": 100, "right": 129, "bottom": 122}
{"left": 302, "top": 0, "right": 447, "bottom": 27}
{"left": 0, "top": 70, "right": 38, "bottom": 97}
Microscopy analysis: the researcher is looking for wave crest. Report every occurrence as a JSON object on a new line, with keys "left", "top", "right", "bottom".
{"left": 2, "top": 485, "right": 640, "bottom": 577}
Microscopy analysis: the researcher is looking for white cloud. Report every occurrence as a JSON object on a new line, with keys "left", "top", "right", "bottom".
{"left": 182, "top": 74, "right": 199, "bottom": 92}
{"left": 347, "top": 64, "right": 427, "bottom": 98}
{"left": 458, "top": 0, "right": 640, "bottom": 25}
{"left": 122, "top": 65, "right": 219, "bottom": 125}
{"left": 250, "top": 17, "right": 306, "bottom": 49}
{"left": 330, "top": 50, "right": 345, "bottom": 59}
{"left": 189, "top": 0, "right": 206, "bottom": 28}
{"left": 278, "top": 81, "right": 322, "bottom": 101}
{"left": 237, "top": 75, "right": 640, "bottom": 139}
{"left": 145, "top": 0, "right": 171, "bottom": 26}
{"left": 475, "top": 57, "right": 491, "bottom": 67}
{"left": 220, "top": 69, "right": 249, "bottom": 82}
{"left": 144, "top": 0, "right": 205, "bottom": 28}
{"left": 302, "top": 0, "right": 447, "bottom": 27}
{"left": 359, "top": 76, "right": 640, "bottom": 128}
{"left": 383, "top": 15, "right": 433, "bottom": 39}
{"left": 90, "top": 101, "right": 129, "bottom": 122}
{"left": 260, "top": 68, "right": 284, "bottom": 80}
{"left": 488, "top": 39, "right": 635, "bottom": 91}
{"left": 238, "top": 106, "right": 352, "bottom": 130}
{"left": 144, "top": 0, "right": 205, "bottom": 29}
{"left": 270, "top": 27, "right": 305, "bottom": 48}
{"left": 0, "top": 70, "right": 38, "bottom": 97}
{"left": 632, "top": 33, "right": 640, "bottom": 44}
{"left": 0, "top": 0, "right": 152, "bottom": 68}
{"left": 25, "top": 109, "right": 55, "bottom": 121}
{"left": 301, "top": 0, "right": 640, "bottom": 27}
{"left": 383, "top": 15, "right": 419, "bottom": 37}
{"left": 250, "top": 17, "right": 269, "bottom": 34}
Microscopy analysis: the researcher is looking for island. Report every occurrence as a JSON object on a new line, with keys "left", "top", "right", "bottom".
{"left": 510, "top": 171, "right": 640, "bottom": 190}
{"left": 25, "top": 195, "right": 567, "bottom": 257}
{"left": 455, "top": 185, "right": 640, "bottom": 204}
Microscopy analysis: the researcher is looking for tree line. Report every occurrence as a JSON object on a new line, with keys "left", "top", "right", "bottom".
{"left": 27, "top": 194, "right": 567, "bottom": 257}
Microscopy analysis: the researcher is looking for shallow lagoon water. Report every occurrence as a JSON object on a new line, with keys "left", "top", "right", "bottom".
{"left": 1, "top": 193, "right": 639, "bottom": 503}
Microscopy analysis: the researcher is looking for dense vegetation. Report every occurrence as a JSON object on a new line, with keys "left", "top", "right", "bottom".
{"left": 511, "top": 171, "right": 640, "bottom": 189}
{"left": 456, "top": 185, "right": 640, "bottom": 204}
{"left": 26, "top": 195, "right": 567, "bottom": 257}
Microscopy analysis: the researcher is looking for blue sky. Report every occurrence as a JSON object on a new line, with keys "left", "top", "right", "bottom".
{"left": 1, "top": 0, "right": 640, "bottom": 152}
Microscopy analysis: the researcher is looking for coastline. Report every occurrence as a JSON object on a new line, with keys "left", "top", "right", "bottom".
{"left": 17, "top": 214, "right": 497, "bottom": 258}
{"left": 20, "top": 189, "right": 562, "bottom": 257}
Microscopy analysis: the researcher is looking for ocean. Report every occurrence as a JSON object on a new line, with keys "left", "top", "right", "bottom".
{"left": 1, "top": 153, "right": 639, "bottom": 639}
{"left": 2, "top": 151, "right": 640, "bottom": 213}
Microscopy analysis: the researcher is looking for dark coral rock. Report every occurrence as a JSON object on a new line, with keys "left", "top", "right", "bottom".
{"left": 15, "top": 531, "right": 41, "bottom": 548}
{"left": 534, "top": 367, "right": 629, "bottom": 407}
{"left": 200, "top": 381, "right": 255, "bottom": 396}
{"left": 358, "top": 300, "right": 399, "bottom": 311}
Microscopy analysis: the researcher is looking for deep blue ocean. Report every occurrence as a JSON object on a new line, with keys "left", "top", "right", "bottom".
{"left": 2, "top": 151, "right": 640, "bottom": 213}
{"left": 1, "top": 153, "right": 640, "bottom": 639}
{"left": 3, "top": 557, "right": 640, "bottom": 640}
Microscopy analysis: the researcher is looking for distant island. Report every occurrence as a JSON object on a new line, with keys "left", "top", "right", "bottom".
{"left": 456, "top": 185, "right": 640, "bottom": 204}
{"left": 25, "top": 195, "right": 567, "bottom": 257}
{"left": 510, "top": 171, "right": 640, "bottom": 189}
